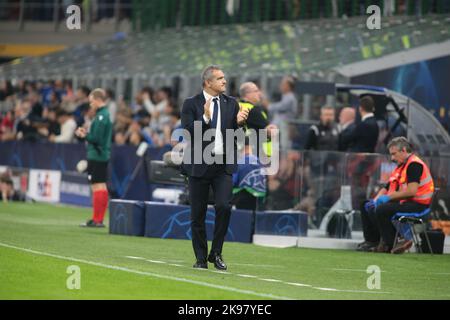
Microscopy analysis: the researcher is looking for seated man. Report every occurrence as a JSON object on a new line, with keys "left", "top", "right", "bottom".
{"left": 358, "top": 137, "right": 434, "bottom": 254}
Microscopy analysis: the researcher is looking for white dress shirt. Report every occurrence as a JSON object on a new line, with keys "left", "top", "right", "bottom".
{"left": 362, "top": 113, "right": 375, "bottom": 122}
{"left": 54, "top": 118, "right": 77, "bottom": 143}
{"left": 202, "top": 90, "right": 224, "bottom": 155}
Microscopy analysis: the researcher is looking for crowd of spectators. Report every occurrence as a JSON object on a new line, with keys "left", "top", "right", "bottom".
{"left": 0, "top": 79, "right": 181, "bottom": 148}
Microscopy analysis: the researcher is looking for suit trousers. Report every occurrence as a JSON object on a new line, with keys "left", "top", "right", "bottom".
{"left": 188, "top": 163, "right": 233, "bottom": 262}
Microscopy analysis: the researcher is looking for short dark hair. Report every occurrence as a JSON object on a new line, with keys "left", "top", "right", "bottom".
{"left": 55, "top": 109, "right": 69, "bottom": 118}
{"left": 170, "top": 109, "right": 181, "bottom": 119}
{"left": 360, "top": 96, "right": 375, "bottom": 113}
{"left": 105, "top": 88, "right": 115, "bottom": 99}
{"left": 78, "top": 86, "right": 91, "bottom": 97}
{"left": 141, "top": 86, "right": 153, "bottom": 97}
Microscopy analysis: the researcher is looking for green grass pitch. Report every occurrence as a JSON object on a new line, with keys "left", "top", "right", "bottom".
{"left": 0, "top": 202, "right": 450, "bottom": 300}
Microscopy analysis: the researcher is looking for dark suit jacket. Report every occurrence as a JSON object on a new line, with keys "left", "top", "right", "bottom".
{"left": 338, "top": 122, "right": 357, "bottom": 151}
{"left": 181, "top": 93, "right": 241, "bottom": 177}
{"left": 341, "top": 116, "right": 379, "bottom": 153}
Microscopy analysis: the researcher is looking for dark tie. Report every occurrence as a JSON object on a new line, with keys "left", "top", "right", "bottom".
{"left": 211, "top": 97, "right": 219, "bottom": 128}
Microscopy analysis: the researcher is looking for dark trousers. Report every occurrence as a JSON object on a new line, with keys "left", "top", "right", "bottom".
{"left": 188, "top": 164, "right": 233, "bottom": 262}
{"left": 361, "top": 200, "right": 428, "bottom": 249}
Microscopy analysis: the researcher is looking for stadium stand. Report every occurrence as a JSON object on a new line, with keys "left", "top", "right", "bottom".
{"left": 1, "top": 14, "right": 449, "bottom": 79}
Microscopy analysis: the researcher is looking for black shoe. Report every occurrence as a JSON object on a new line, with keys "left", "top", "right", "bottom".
{"left": 356, "top": 241, "right": 378, "bottom": 252}
{"left": 208, "top": 253, "right": 227, "bottom": 271}
{"left": 193, "top": 260, "right": 208, "bottom": 269}
{"left": 80, "top": 220, "right": 105, "bottom": 228}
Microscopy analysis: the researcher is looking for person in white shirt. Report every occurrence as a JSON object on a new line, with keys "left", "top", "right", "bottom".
{"left": 49, "top": 110, "right": 77, "bottom": 143}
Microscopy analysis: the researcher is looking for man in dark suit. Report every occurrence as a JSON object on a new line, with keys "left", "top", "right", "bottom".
{"left": 181, "top": 65, "right": 249, "bottom": 270}
{"left": 340, "top": 96, "right": 379, "bottom": 153}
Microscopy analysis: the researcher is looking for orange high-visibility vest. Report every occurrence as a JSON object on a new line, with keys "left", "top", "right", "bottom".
{"left": 387, "top": 154, "right": 434, "bottom": 205}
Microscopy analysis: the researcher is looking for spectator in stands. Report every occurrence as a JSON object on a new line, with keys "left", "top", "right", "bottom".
{"left": 154, "top": 87, "right": 171, "bottom": 113}
{"left": 114, "top": 129, "right": 128, "bottom": 145}
{"left": 340, "top": 96, "right": 379, "bottom": 153}
{"left": 81, "top": 102, "right": 97, "bottom": 133}
{"left": 141, "top": 86, "right": 156, "bottom": 115}
{"left": 15, "top": 98, "right": 44, "bottom": 142}
{"left": 1, "top": 177, "right": 26, "bottom": 203}
{"left": 0, "top": 110, "right": 15, "bottom": 141}
{"left": 158, "top": 97, "right": 177, "bottom": 130}
{"left": 126, "top": 118, "right": 152, "bottom": 147}
{"left": 28, "top": 91, "right": 44, "bottom": 118}
{"left": 304, "top": 106, "right": 339, "bottom": 151}
{"left": 129, "top": 130, "right": 144, "bottom": 147}
{"left": 265, "top": 76, "right": 298, "bottom": 129}
{"left": 338, "top": 107, "right": 356, "bottom": 151}
{"left": 131, "top": 91, "right": 144, "bottom": 113}
{"left": 0, "top": 80, "right": 13, "bottom": 101}
{"left": 46, "top": 91, "right": 62, "bottom": 110}
{"left": 162, "top": 109, "right": 181, "bottom": 146}
{"left": 146, "top": 87, "right": 171, "bottom": 130}
{"left": 105, "top": 89, "right": 117, "bottom": 123}
{"left": 73, "top": 86, "right": 91, "bottom": 127}
{"left": 49, "top": 109, "right": 77, "bottom": 143}
{"left": 37, "top": 107, "right": 60, "bottom": 140}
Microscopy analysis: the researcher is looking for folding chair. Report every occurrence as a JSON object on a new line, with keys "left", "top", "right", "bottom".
{"left": 392, "top": 208, "right": 433, "bottom": 254}
{"left": 391, "top": 190, "right": 438, "bottom": 254}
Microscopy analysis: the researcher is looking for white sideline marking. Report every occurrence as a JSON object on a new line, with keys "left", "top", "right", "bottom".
{"left": 331, "top": 268, "right": 388, "bottom": 273}
{"left": 121, "top": 257, "right": 392, "bottom": 295}
{"left": 313, "top": 287, "right": 390, "bottom": 294}
{"left": 337, "top": 289, "right": 392, "bottom": 294}
{"left": 260, "top": 278, "right": 282, "bottom": 283}
{"left": 146, "top": 260, "right": 166, "bottom": 264}
{"left": 232, "top": 263, "right": 283, "bottom": 268}
{"left": 211, "top": 271, "right": 230, "bottom": 275}
{"left": 0, "top": 242, "right": 293, "bottom": 300}
{"left": 286, "top": 282, "right": 312, "bottom": 287}
{"left": 125, "top": 256, "right": 145, "bottom": 260}
{"left": 236, "top": 274, "right": 258, "bottom": 278}
{"left": 168, "top": 264, "right": 184, "bottom": 267}
{"left": 314, "top": 287, "right": 338, "bottom": 291}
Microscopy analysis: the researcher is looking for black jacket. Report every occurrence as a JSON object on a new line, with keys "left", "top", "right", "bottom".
{"left": 181, "top": 93, "right": 242, "bottom": 177}
{"left": 304, "top": 122, "right": 340, "bottom": 151}
{"left": 338, "top": 122, "right": 357, "bottom": 151}
{"left": 341, "top": 115, "right": 379, "bottom": 153}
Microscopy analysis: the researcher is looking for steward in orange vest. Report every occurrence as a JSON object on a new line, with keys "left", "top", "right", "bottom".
{"left": 385, "top": 154, "right": 434, "bottom": 205}
{"left": 358, "top": 137, "right": 434, "bottom": 254}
